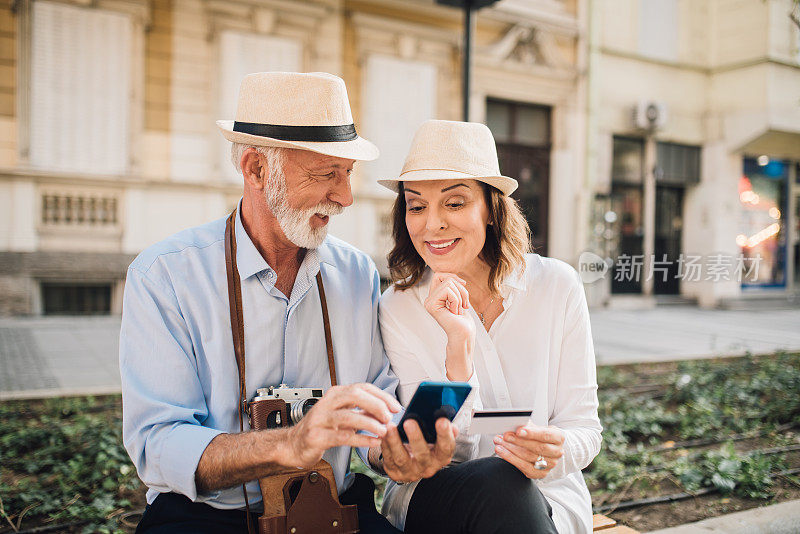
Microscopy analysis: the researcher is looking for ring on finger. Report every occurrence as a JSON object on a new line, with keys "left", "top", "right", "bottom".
{"left": 534, "top": 455, "right": 548, "bottom": 470}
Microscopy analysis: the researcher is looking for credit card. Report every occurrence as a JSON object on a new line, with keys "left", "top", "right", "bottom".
{"left": 468, "top": 409, "right": 532, "bottom": 435}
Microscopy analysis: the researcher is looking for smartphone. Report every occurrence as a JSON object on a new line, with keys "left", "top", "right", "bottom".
{"left": 397, "top": 381, "right": 472, "bottom": 443}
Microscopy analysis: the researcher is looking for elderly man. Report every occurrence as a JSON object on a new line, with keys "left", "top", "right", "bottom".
{"left": 120, "top": 72, "right": 456, "bottom": 534}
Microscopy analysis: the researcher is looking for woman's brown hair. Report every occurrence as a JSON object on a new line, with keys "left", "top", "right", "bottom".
{"left": 387, "top": 181, "right": 531, "bottom": 295}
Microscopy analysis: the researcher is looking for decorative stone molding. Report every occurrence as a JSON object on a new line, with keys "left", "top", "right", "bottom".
{"left": 478, "top": 22, "right": 572, "bottom": 72}
{"left": 205, "top": 0, "right": 330, "bottom": 42}
{"left": 349, "top": 12, "right": 459, "bottom": 65}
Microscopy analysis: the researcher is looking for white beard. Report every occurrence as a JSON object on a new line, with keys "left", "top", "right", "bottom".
{"left": 265, "top": 166, "right": 343, "bottom": 249}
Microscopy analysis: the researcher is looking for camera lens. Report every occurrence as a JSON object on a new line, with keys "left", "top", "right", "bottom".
{"left": 289, "top": 398, "right": 319, "bottom": 424}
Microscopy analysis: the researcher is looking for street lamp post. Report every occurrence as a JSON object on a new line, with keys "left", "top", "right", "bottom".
{"left": 436, "top": 0, "right": 500, "bottom": 121}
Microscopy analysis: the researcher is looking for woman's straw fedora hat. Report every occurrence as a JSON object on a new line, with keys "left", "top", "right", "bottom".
{"left": 217, "top": 71, "right": 379, "bottom": 161}
{"left": 378, "top": 119, "right": 518, "bottom": 196}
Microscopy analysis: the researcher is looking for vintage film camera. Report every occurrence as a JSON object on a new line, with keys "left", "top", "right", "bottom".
{"left": 248, "top": 384, "right": 358, "bottom": 534}
{"left": 250, "top": 385, "right": 324, "bottom": 430}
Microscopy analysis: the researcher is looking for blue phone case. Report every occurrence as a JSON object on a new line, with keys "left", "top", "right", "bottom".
{"left": 398, "top": 381, "right": 472, "bottom": 443}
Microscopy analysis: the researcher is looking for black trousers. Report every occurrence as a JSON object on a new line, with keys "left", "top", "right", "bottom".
{"left": 405, "top": 457, "right": 559, "bottom": 534}
{"left": 135, "top": 473, "right": 400, "bottom": 534}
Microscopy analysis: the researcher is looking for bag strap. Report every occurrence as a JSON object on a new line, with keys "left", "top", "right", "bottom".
{"left": 224, "top": 208, "right": 338, "bottom": 534}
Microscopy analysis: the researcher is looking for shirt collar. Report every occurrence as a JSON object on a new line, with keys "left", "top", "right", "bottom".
{"left": 234, "top": 199, "right": 336, "bottom": 280}
{"left": 501, "top": 267, "right": 527, "bottom": 293}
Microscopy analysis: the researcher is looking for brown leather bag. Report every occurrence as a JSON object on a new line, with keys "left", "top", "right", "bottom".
{"left": 224, "top": 209, "right": 358, "bottom": 534}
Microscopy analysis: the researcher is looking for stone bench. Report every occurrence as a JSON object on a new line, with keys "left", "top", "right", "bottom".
{"left": 593, "top": 514, "right": 640, "bottom": 533}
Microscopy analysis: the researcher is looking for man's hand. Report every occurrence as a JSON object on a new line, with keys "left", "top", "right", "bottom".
{"left": 493, "top": 423, "right": 565, "bottom": 480}
{"left": 196, "top": 383, "right": 400, "bottom": 493}
{"left": 284, "top": 383, "right": 402, "bottom": 469}
{"left": 379, "top": 418, "right": 457, "bottom": 483}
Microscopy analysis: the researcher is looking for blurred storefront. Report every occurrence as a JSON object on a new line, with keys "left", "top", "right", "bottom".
{"left": 582, "top": 0, "right": 800, "bottom": 309}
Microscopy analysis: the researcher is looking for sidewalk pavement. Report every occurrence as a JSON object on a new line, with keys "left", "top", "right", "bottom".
{"left": 1, "top": 307, "right": 799, "bottom": 399}
{"left": 0, "top": 316, "right": 121, "bottom": 400}
{"left": 646, "top": 499, "right": 800, "bottom": 533}
{"left": 590, "top": 307, "right": 800, "bottom": 365}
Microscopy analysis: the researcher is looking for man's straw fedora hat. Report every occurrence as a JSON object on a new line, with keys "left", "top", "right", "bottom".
{"left": 217, "top": 71, "right": 379, "bottom": 161}
{"left": 378, "top": 119, "right": 518, "bottom": 196}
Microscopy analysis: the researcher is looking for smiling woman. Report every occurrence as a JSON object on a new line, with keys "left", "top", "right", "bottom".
{"left": 388, "top": 179, "right": 529, "bottom": 296}
{"left": 375, "top": 119, "right": 603, "bottom": 534}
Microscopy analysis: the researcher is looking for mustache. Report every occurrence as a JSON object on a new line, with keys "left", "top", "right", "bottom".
{"left": 312, "top": 202, "right": 344, "bottom": 217}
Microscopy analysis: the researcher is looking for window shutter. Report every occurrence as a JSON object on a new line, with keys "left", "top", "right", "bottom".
{"left": 218, "top": 31, "right": 302, "bottom": 181}
{"left": 30, "top": 1, "right": 132, "bottom": 174}
{"left": 361, "top": 55, "right": 436, "bottom": 195}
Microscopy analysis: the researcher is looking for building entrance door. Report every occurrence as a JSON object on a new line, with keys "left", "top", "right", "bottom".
{"left": 496, "top": 144, "right": 550, "bottom": 255}
{"left": 654, "top": 185, "right": 684, "bottom": 295}
{"left": 486, "top": 99, "right": 551, "bottom": 256}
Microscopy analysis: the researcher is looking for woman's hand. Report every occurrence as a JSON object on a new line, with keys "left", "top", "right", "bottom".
{"left": 424, "top": 273, "right": 474, "bottom": 340}
{"left": 424, "top": 273, "right": 476, "bottom": 380}
{"left": 493, "top": 423, "right": 565, "bottom": 480}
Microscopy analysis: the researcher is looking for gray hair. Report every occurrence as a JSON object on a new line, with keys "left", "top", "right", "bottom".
{"left": 230, "top": 143, "right": 285, "bottom": 176}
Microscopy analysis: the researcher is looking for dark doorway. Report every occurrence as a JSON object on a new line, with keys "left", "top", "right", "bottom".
{"left": 653, "top": 186, "right": 684, "bottom": 294}
{"left": 609, "top": 184, "right": 644, "bottom": 294}
{"left": 42, "top": 283, "right": 112, "bottom": 315}
{"left": 486, "top": 99, "right": 551, "bottom": 256}
{"left": 496, "top": 145, "right": 550, "bottom": 255}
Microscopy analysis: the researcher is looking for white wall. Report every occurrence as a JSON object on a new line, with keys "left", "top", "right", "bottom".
{"left": 121, "top": 188, "right": 228, "bottom": 254}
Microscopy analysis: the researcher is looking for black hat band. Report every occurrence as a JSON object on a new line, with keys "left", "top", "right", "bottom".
{"left": 232, "top": 122, "right": 358, "bottom": 142}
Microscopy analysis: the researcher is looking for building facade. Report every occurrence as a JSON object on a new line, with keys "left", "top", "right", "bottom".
{"left": 0, "top": 0, "right": 585, "bottom": 315}
{"left": 0, "top": 0, "right": 798, "bottom": 315}
{"left": 584, "top": 0, "right": 800, "bottom": 308}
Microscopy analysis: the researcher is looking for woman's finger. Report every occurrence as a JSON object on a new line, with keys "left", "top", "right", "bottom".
{"left": 494, "top": 436, "right": 558, "bottom": 466}
{"left": 517, "top": 424, "right": 565, "bottom": 445}
{"left": 494, "top": 444, "right": 539, "bottom": 479}
{"left": 453, "top": 279, "right": 470, "bottom": 311}
{"left": 502, "top": 432, "right": 563, "bottom": 458}
{"left": 443, "top": 286, "right": 461, "bottom": 314}
{"left": 446, "top": 281, "right": 464, "bottom": 314}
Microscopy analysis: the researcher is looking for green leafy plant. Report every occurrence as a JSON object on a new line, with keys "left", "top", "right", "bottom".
{"left": 0, "top": 396, "right": 139, "bottom": 533}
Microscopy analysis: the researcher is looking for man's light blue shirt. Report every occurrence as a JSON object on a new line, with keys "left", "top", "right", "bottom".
{"left": 119, "top": 205, "right": 397, "bottom": 509}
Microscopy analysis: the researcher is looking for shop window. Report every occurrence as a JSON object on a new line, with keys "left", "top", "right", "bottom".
{"left": 486, "top": 99, "right": 550, "bottom": 147}
{"left": 42, "top": 283, "right": 112, "bottom": 315}
{"left": 611, "top": 137, "right": 644, "bottom": 184}
{"left": 656, "top": 142, "right": 700, "bottom": 185}
{"left": 610, "top": 137, "right": 645, "bottom": 293}
{"left": 738, "top": 158, "right": 788, "bottom": 288}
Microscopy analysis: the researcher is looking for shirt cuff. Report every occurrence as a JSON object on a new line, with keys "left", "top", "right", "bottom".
{"left": 156, "top": 423, "right": 226, "bottom": 501}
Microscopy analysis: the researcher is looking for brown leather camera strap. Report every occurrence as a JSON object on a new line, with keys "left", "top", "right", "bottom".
{"left": 224, "top": 208, "right": 338, "bottom": 534}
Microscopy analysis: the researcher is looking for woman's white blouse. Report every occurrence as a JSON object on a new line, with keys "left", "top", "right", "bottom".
{"left": 378, "top": 254, "right": 603, "bottom": 533}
